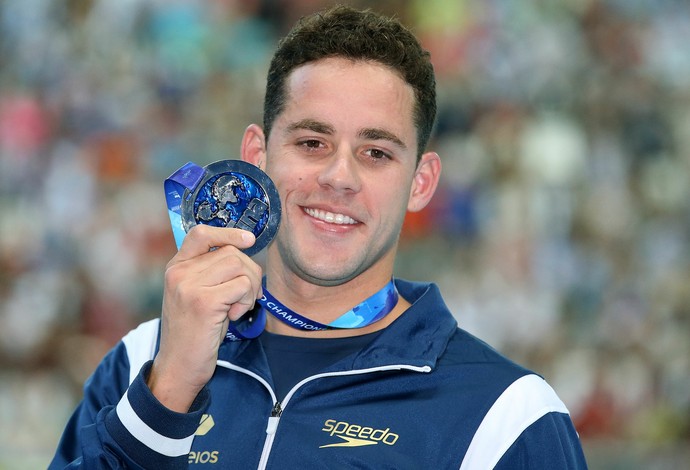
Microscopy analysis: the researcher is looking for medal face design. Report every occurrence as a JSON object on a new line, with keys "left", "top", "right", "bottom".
{"left": 180, "top": 160, "right": 281, "bottom": 256}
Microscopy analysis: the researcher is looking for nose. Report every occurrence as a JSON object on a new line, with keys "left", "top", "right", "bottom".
{"left": 316, "top": 147, "right": 362, "bottom": 193}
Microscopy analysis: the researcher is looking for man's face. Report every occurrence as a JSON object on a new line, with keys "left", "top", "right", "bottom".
{"left": 263, "top": 57, "right": 422, "bottom": 287}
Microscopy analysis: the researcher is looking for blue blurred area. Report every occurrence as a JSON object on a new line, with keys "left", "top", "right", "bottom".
{"left": 0, "top": 1, "right": 688, "bottom": 467}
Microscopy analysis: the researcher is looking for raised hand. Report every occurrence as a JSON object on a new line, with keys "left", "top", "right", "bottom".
{"left": 147, "top": 225, "right": 263, "bottom": 412}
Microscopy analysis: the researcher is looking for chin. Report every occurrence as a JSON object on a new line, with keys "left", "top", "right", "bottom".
{"left": 295, "top": 264, "right": 361, "bottom": 287}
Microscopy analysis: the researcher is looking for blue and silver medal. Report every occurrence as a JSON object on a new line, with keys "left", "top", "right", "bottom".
{"left": 166, "top": 160, "right": 281, "bottom": 256}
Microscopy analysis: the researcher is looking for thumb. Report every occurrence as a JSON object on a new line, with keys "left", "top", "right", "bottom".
{"left": 177, "top": 225, "right": 256, "bottom": 260}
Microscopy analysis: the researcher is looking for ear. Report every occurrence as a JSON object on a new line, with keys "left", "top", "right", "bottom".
{"left": 241, "top": 124, "right": 267, "bottom": 169}
{"left": 407, "top": 151, "right": 441, "bottom": 213}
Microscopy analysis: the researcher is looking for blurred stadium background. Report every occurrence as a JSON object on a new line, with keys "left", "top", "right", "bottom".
{"left": 1, "top": 0, "right": 689, "bottom": 468}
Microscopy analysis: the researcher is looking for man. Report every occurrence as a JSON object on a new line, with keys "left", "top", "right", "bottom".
{"left": 51, "top": 5, "right": 587, "bottom": 469}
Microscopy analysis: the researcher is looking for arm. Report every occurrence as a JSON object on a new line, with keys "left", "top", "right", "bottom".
{"left": 148, "top": 225, "right": 262, "bottom": 412}
{"left": 50, "top": 226, "right": 262, "bottom": 468}
{"left": 50, "top": 355, "right": 209, "bottom": 469}
{"left": 494, "top": 412, "right": 588, "bottom": 469}
{"left": 49, "top": 341, "right": 132, "bottom": 469}
{"left": 460, "top": 374, "right": 588, "bottom": 469}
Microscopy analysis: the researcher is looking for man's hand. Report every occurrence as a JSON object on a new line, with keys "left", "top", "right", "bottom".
{"left": 147, "top": 225, "right": 263, "bottom": 412}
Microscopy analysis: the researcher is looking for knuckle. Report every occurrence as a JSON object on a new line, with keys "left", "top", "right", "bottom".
{"left": 223, "top": 249, "right": 241, "bottom": 265}
{"left": 164, "top": 263, "right": 183, "bottom": 287}
{"left": 186, "top": 223, "right": 210, "bottom": 242}
{"left": 177, "top": 281, "right": 204, "bottom": 309}
{"left": 253, "top": 264, "right": 264, "bottom": 281}
{"left": 189, "top": 223, "right": 208, "bottom": 236}
{"left": 184, "top": 224, "right": 200, "bottom": 241}
{"left": 238, "top": 274, "right": 253, "bottom": 292}
{"left": 221, "top": 249, "right": 245, "bottom": 271}
{"left": 172, "top": 277, "right": 191, "bottom": 299}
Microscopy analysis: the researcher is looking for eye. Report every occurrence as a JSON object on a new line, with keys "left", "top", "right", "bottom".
{"left": 365, "top": 148, "right": 392, "bottom": 160}
{"left": 298, "top": 139, "right": 324, "bottom": 150}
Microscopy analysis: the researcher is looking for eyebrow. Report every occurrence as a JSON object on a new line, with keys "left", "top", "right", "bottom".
{"left": 286, "top": 119, "right": 334, "bottom": 135}
{"left": 286, "top": 119, "right": 408, "bottom": 150}
{"left": 358, "top": 127, "right": 407, "bottom": 150}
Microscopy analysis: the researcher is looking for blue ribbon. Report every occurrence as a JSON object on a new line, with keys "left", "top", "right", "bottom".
{"left": 258, "top": 279, "right": 399, "bottom": 332}
{"left": 225, "top": 308, "right": 267, "bottom": 341}
{"left": 164, "top": 162, "right": 206, "bottom": 250}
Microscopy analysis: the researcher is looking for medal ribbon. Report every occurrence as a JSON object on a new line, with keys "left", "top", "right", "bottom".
{"left": 164, "top": 162, "right": 206, "bottom": 250}
{"left": 225, "top": 279, "right": 398, "bottom": 340}
{"left": 257, "top": 279, "right": 399, "bottom": 332}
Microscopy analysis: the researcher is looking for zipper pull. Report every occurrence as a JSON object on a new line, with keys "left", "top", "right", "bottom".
{"left": 266, "top": 401, "right": 282, "bottom": 435}
{"left": 271, "top": 401, "right": 282, "bottom": 417}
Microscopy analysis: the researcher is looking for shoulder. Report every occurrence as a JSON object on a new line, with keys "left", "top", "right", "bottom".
{"left": 461, "top": 373, "right": 584, "bottom": 468}
{"left": 439, "top": 332, "right": 586, "bottom": 468}
{"left": 78, "top": 318, "right": 160, "bottom": 410}
{"left": 121, "top": 318, "right": 161, "bottom": 384}
{"left": 440, "top": 326, "right": 531, "bottom": 377}
{"left": 88, "top": 318, "right": 160, "bottom": 389}
{"left": 473, "top": 374, "right": 587, "bottom": 468}
{"left": 440, "top": 327, "right": 566, "bottom": 422}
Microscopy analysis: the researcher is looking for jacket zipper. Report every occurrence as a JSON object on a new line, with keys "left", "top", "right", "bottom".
{"left": 217, "top": 360, "right": 431, "bottom": 470}
{"left": 257, "top": 401, "right": 282, "bottom": 469}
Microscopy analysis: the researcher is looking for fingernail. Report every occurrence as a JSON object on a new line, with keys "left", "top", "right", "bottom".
{"left": 241, "top": 231, "right": 255, "bottom": 244}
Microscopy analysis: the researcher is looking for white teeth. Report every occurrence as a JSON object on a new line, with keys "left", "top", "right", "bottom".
{"left": 305, "top": 207, "right": 357, "bottom": 225}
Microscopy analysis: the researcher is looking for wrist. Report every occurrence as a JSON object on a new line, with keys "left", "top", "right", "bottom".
{"left": 147, "top": 359, "right": 205, "bottom": 413}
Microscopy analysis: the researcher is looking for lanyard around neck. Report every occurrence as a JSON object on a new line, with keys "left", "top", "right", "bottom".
{"left": 225, "top": 279, "right": 399, "bottom": 341}
{"left": 257, "top": 279, "right": 399, "bottom": 332}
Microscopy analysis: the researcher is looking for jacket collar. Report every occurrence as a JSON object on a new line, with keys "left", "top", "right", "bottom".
{"left": 217, "top": 279, "right": 457, "bottom": 373}
{"left": 350, "top": 280, "right": 457, "bottom": 370}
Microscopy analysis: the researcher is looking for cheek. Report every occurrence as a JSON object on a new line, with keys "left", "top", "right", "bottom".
{"left": 272, "top": 172, "right": 306, "bottom": 209}
{"left": 373, "top": 185, "right": 409, "bottom": 222}
{"left": 268, "top": 164, "right": 294, "bottom": 187}
{"left": 375, "top": 173, "right": 412, "bottom": 203}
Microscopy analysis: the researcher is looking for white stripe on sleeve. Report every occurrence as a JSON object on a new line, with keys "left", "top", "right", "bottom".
{"left": 116, "top": 392, "right": 195, "bottom": 457}
{"left": 122, "top": 318, "right": 160, "bottom": 385}
{"left": 459, "top": 374, "right": 570, "bottom": 470}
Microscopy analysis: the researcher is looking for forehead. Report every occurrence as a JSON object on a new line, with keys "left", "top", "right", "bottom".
{"left": 279, "top": 57, "right": 417, "bottom": 139}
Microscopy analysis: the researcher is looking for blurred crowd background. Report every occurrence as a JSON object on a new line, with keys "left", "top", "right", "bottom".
{"left": 1, "top": 0, "right": 689, "bottom": 468}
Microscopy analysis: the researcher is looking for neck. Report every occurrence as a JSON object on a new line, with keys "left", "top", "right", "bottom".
{"left": 263, "top": 267, "right": 409, "bottom": 338}
{"left": 264, "top": 296, "right": 411, "bottom": 338}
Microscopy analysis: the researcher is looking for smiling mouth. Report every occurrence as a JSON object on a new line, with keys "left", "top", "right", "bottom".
{"left": 304, "top": 207, "right": 358, "bottom": 225}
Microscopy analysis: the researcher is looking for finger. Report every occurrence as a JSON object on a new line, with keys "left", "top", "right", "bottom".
{"left": 191, "top": 250, "right": 263, "bottom": 292}
{"left": 200, "top": 275, "right": 260, "bottom": 320}
{"left": 175, "top": 225, "right": 256, "bottom": 262}
{"left": 170, "top": 242, "right": 261, "bottom": 281}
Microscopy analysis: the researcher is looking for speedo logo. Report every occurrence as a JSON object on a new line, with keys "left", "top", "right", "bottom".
{"left": 195, "top": 414, "right": 215, "bottom": 436}
{"left": 320, "top": 419, "right": 399, "bottom": 448}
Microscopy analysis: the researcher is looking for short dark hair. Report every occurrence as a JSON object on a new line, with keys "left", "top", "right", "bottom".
{"left": 263, "top": 5, "right": 436, "bottom": 160}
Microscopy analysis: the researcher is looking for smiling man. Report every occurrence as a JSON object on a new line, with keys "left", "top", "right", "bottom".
{"left": 51, "top": 5, "right": 587, "bottom": 469}
{"left": 244, "top": 56, "right": 431, "bottom": 333}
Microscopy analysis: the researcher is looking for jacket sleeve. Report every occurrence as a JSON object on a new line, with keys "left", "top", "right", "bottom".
{"left": 49, "top": 322, "right": 210, "bottom": 469}
{"left": 459, "top": 374, "right": 588, "bottom": 469}
{"left": 494, "top": 412, "right": 588, "bottom": 469}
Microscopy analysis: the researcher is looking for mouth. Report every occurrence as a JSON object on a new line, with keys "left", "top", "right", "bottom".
{"left": 304, "top": 207, "right": 359, "bottom": 225}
